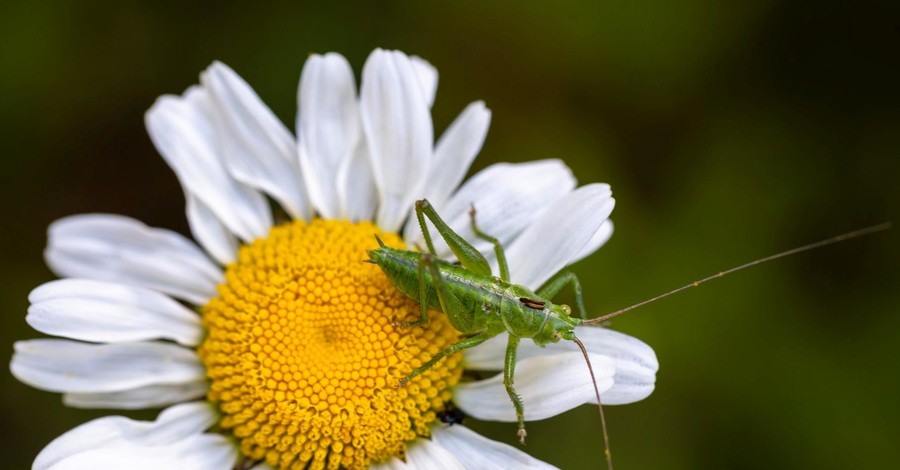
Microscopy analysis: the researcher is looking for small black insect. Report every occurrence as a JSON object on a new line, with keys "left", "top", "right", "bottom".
{"left": 438, "top": 405, "right": 466, "bottom": 426}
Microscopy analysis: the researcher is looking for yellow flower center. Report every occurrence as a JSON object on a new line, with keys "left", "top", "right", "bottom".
{"left": 199, "top": 219, "right": 463, "bottom": 470}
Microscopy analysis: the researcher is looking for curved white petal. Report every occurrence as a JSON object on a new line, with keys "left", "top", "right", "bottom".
{"left": 431, "top": 426, "right": 558, "bottom": 470}
{"left": 336, "top": 139, "right": 378, "bottom": 221}
{"left": 34, "top": 402, "right": 220, "bottom": 470}
{"left": 45, "top": 214, "right": 222, "bottom": 305}
{"left": 465, "top": 328, "right": 658, "bottom": 372}
{"left": 506, "top": 184, "right": 615, "bottom": 288}
{"left": 463, "top": 328, "right": 658, "bottom": 405}
{"left": 63, "top": 380, "right": 208, "bottom": 410}
{"left": 373, "top": 433, "right": 464, "bottom": 470}
{"left": 202, "top": 61, "right": 309, "bottom": 220}
{"left": 404, "top": 160, "right": 575, "bottom": 259}
{"left": 297, "top": 53, "right": 363, "bottom": 219}
{"left": 41, "top": 434, "right": 236, "bottom": 470}
{"left": 599, "top": 353, "right": 657, "bottom": 404}
{"left": 404, "top": 436, "right": 465, "bottom": 470}
{"left": 453, "top": 352, "right": 615, "bottom": 422}
{"left": 11, "top": 339, "right": 204, "bottom": 393}
{"left": 425, "top": 101, "right": 491, "bottom": 207}
{"left": 146, "top": 87, "right": 272, "bottom": 241}
{"left": 570, "top": 219, "right": 614, "bottom": 265}
{"left": 249, "top": 463, "right": 275, "bottom": 470}
{"left": 27, "top": 279, "right": 202, "bottom": 346}
{"left": 360, "top": 49, "right": 434, "bottom": 232}
{"left": 186, "top": 192, "right": 239, "bottom": 264}
{"left": 410, "top": 55, "right": 438, "bottom": 108}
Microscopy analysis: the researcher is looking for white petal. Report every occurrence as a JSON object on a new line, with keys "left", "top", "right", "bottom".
{"left": 373, "top": 434, "right": 465, "bottom": 470}
{"left": 464, "top": 328, "right": 658, "bottom": 405}
{"left": 249, "top": 463, "right": 275, "bottom": 470}
{"left": 336, "top": 138, "right": 378, "bottom": 222}
{"left": 27, "top": 279, "right": 202, "bottom": 346}
{"left": 403, "top": 160, "right": 575, "bottom": 259}
{"left": 297, "top": 53, "right": 362, "bottom": 219}
{"left": 372, "top": 459, "right": 405, "bottom": 470}
{"left": 425, "top": 101, "right": 491, "bottom": 207}
{"left": 34, "top": 402, "right": 220, "bottom": 470}
{"left": 506, "top": 184, "right": 615, "bottom": 288}
{"left": 146, "top": 87, "right": 272, "bottom": 241}
{"left": 405, "top": 436, "right": 465, "bottom": 470}
{"left": 186, "top": 192, "right": 239, "bottom": 264}
{"left": 41, "top": 434, "right": 236, "bottom": 470}
{"left": 45, "top": 214, "right": 222, "bottom": 305}
{"left": 410, "top": 55, "right": 438, "bottom": 108}
{"left": 465, "top": 328, "right": 658, "bottom": 371}
{"left": 431, "top": 426, "right": 558, "bottom": 470}
{"left": 11, "top": 339, "right": 204, "bottom": 393}
{"left": 600, "top": 353, "right": 657, "bottom": 404}
{"left": 454, "top": 352, "right": 615, "bottom": 422}
{"left": 570, "top": 219, "right": 614, "bottom": 265}
{"left": 63, "top": 380, "right": 208, "bottom": 409}
{"left": 574, "top": 326, "right": 659, "bottom": 372}
{"left": 202, "top": 62, "right": 310, "bottom": 220}
{"left": 360, "top": 49, "right": 434, "bottom": 232}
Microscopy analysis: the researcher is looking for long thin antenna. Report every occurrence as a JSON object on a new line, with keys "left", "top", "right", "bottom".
{"left": 585, "top": 222, "right": 890, "bottom": 325}
{"left": 573, "top": 335, "right": 613, "bottom": 470}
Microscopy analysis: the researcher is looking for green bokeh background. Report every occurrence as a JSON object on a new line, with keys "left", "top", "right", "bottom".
{"left": 1, "top": 2, "right": 897, "bottom": 468}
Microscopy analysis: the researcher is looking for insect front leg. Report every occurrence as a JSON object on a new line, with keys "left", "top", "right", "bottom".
{"left": 502, "top": 334, "right": 528, "bottom": 444}
{"left": 468, "top": 204, "right": 510, "bottom": 282}
{"left": 416, "top": 199, "right": 492, "bottom": 277}
{"left": 537, "top": 271, "right": 587, "bottom": 319}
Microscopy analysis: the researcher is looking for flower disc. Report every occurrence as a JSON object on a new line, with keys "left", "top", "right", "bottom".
{"left": 199, "top": 219, "right": 463, "bottom": 470}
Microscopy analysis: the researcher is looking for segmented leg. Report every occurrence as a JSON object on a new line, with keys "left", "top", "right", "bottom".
{"left": 396, "top": 252, "right": 477, "bottom": 333}
{"left": 536, "top": 271, "right": 587, "bottom": 319}
{"left": 503, "top": 334, "right": 528, "bottom": 444}
{"left": 416, "top": 199, "right": 491, "bottom": 277}
{"left": 393, "top": 252, "right": 434, "bottom": 328}
{"left": 468, "top": 204, "right": 510, "bottom": 282}
{"left": 399, "top": 328, "right": 501, "bottom": 387}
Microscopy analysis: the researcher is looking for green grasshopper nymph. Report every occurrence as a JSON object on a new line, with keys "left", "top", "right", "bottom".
{"left": 367, "top": 199, "right": 599, "bottom": 440}
{"left": 367, "top": 198, "right": 890, "bottom": 470}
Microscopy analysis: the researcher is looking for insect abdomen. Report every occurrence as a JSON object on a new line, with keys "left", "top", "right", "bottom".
{"left": 368, "top": 246, "right": 502, "bottom": 332}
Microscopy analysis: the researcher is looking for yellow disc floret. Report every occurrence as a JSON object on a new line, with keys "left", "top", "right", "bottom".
{"left": 199, "top": 219, "right": 463, "bottom": 470}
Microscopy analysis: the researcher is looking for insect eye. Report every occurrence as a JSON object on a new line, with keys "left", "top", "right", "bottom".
{"left": 561, "top": 305, "right": 571, "bottom": 315}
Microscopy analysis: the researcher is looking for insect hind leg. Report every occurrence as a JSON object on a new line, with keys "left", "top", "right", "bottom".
{"left": 392, "top": 253, "right": 434, "bottom": 328}
{"left": 415, "top": 199, "right": 492, "bottom": 277}
{"left": 395, "top": 252, "right": 477, "bottom": 334}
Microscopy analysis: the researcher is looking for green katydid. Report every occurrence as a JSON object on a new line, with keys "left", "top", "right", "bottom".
{"left": 367, "top": 198, "right": 889, "bottom": 469}
{"left": 367, "top": 199, "right": 602, "bottom": 446}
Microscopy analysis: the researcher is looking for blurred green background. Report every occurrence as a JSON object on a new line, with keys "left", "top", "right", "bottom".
{"left": 1, "top": 1, "right": 897, "bottom": 468}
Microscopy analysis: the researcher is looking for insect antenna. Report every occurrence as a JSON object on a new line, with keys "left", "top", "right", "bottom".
{"left": 572, "top": 335, "right": 614, "bottom": 470}
{"left": 584, "top": 222, "right": 890, "bottom": 325}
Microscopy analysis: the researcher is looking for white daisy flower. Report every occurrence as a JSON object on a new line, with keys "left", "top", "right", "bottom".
{"left": 11, "top": 48, "right": 658, "bottom": 470}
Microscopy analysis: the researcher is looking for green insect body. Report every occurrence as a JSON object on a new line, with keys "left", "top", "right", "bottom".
{"left": 368, "top": 199, "right": 889, "bottom": 470}
{"left": 367, "top": 199, "right": 601, "bottom": 451}
{"left": 369, "top": 245, "right": 579, "bottom": 344}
